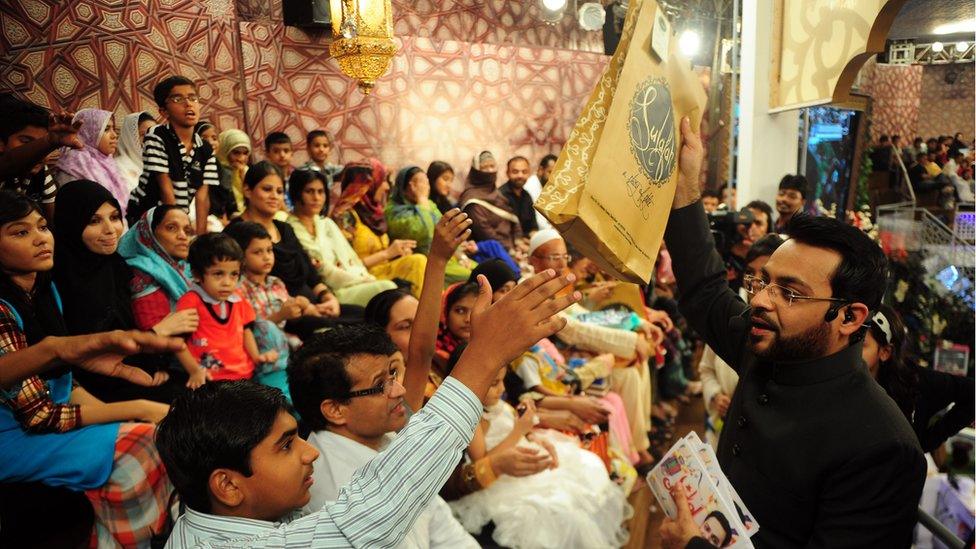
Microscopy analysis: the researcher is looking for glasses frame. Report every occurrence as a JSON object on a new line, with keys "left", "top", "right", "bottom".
{"left": 742, "top": 275, "right": 849, "bottom": 307}
{"left": 343, "top": 372, "right": 400, "bottom": 399}
{"left": 166, "top": 94, "right": 201, "bottom": 105}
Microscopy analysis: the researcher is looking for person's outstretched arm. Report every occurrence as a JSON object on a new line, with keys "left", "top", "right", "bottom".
{"left": 0, "top": 112, "right": 82, "bottom": 179}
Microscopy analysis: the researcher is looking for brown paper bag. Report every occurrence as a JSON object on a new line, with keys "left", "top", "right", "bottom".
{"left": 536, "top": 0, "right": 706, "bottom": 283}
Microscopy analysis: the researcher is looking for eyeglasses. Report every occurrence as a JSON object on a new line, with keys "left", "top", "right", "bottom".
{"left": 742, "top": 275, "right": 849, "bottom": 307}
{"left": 534, "top": 253, "right": 571, "bottom": 263}
{"left": 166, "top": 94, "right": 200, "bottom": 105}
{"left": 343, "top": 370, "right": 401, "bottom": 399}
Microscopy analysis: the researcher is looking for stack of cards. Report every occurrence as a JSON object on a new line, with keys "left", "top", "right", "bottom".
{"left": 646, "top": 432, "right": 759, "bottom": 548}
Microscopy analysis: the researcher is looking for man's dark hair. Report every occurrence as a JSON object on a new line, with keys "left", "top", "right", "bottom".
{"left": 912, "top": 137, "right": 923, "bottom": 146}
{"left": 879, "top": 134, "right": 890, "bottom": 144}
{"left": 891, "top": 134, "right": 901, "bottom": 144}
{"left": 507, "top": 156, "right": 530, "bottom": 170}
{"left": 153, "top": 75, "right": 196, "bottom": 110}
{"left": 704, "top": 510, "right": 733, "bottom": 547}
{"left": 744, "top": 199, "right": 774, "bottom": 234}
{"left": 744, "top": 233, "right": 784, "bottom": 265}
{"left": 264, "top": 132, "right": 291, "bottom": 151}
{"left": 702, "top": 189, "right": 721, "bottom": 200}
{"left": 187, "top": 232, "right": 243, "bottom": 276}
{"left": 306, "top": 129, "right": 330, "bottom": 146}
{"left": 138, "top": 112, "right": 156, "bottom": 125}
{"left": 223, "top": 221, "right": 271, "bottom": 254}
{"left": 778, "top": 174, "right": 809, "bottom": 199}
{"left": 156, "top": 381, "right": 288, "bottom": 513}
{"left": 539, "top": 154, "right": 558, "bottom": 169}
{"left": 916, "top": 152, "right": 927, "bottom": 161}
{"left": 288, "top": 324, "right": 399, "bottom": 431}
{"left": 785, "top": 214, "right": 887, "bottom": 311}
{"left": 287, "top": 167, "right": 329, "bottom": 210}
{"left": 0, "top": 94, "right": 49, "bottom": 141}
{"left": 149, "top": 205, "right": 183, "bottom": 233}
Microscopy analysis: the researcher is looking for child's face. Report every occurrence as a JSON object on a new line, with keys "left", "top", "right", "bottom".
{"left": 243, "top": 237, "right": 274, "bottom": 276}
{"left": 97, "top": 118, "right": 119, "bottom": 156}
{"left": 0, "top": 125, "right": 48, "bottom": 175}
{"left": 434, "top": 169, "right": 453, "bottom": 197}
{"left": 200, "top": 127, "right": 219, "bottom": 152}
{"left": 237, "top": 409, "right": 320, "bottom": 520}
{"left": 198, "top": 258, "right": 241, "bottom": 301}
{"left": 0, "top": 209, "right": 53, "bottom": 274}
{"left": 485, "top": 368, "right": 506, "bottom": 405}
{"left": 138, "top": 119, "right": 155, "bottom": 143}
{"left": 446, "top": 293, "right": 476, "bottom": 341}
{"left": 266, "top": 143, "right": 293, "bottom": 168}
{"left": 244, "top": 174, "right": 285, "bottom": 217}
{"left": 228, "top": 146, "right": 250, "bottom": 169}
{"left": 162, "top": 84, "right": 200, "bottom": 128}
{"left": 307, "top": 135, "right": 331, "bottom": 164}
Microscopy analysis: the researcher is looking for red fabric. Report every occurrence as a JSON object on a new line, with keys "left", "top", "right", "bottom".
{"left": 175, "top": 291, "right": 256, "bottom": 381}
{"left": 131, "top": 290, "right": 172, "bottom": 332}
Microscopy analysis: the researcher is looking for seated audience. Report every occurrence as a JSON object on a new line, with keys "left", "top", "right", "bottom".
{"left": 155, "top": 266, "right": 581, "bottom": 548}
{"left": 862, "top": 304, "right": 975, "bottom": 453}
{"left": 286, "top": 168, "right": 397, "bottom": 306}
{"left": 289, "top": 324, "right": 480, "bottom": 548}
{"left": 334, "top": 159, "right": 428, "bottom": 296}
{"left": 943, "top": 150, "right": 975, "bottom": 202}
{"left": 216, "top": 128, "right": 251, "bottom": 212}
{"left": 119, "top": 205, "right": 194, "bottom": 330}
{"left": 174, "top": 233, "right": 278, "bottom": 389}
{"left": 264, "top": 132, "right": 295, "bottom": 192}
{"left": 194, "top": 121, "right": 219, "bottom": 154}
{"left": 54, "top": 180, "right": 195, "bottom": 402}
{"left": 500, "top": 156, "right": 539, "bottom": 234}
{"left": 427, "top": 160, "right": 457, "bottom": 214}
{"left": 0, "top": 95, "right": 60, "bottom": 219}
{"left": 447, "top": 349, "right": 630, "bottom": 549}
{"left": 459, "top": 151, "right": 522, "bottom": 251}
{"left": 115, "top": 111, "right": 156, "bottom": 192}
{"left": 127, "top": 75, "right": 219, "bottom": 234}
{"left": 54, "top": 109, "right": 130, "bottom": 214}
{"left": 0, "top": 191, "right": 172, "bottom": 547}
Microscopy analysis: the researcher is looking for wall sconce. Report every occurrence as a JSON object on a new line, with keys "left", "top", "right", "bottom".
{"left": 328, "top": 0, "right": 397, "bottom": 95}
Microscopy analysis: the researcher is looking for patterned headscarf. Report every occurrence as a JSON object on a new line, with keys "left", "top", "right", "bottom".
{"left": 118, "top": 206, "right": 193, "bottom": 304}
{"left": 56, "top": 108, "right": 130, "bottom": 214}
{"left": 337, "top": 157, "right": 388, "bottom": 235}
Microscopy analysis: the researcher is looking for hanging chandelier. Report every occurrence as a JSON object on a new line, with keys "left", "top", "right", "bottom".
{"left": 328, "top": 0, "right": 397, "bottom": 95}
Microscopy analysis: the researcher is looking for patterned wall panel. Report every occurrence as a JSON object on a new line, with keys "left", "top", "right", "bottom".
{"left": 0, "top": 0, "right": 246, "bottom": 132}
{"left": 859, "top": 62, "right": 922, "bottom": 142}
{"left": 916, "top": 63, "right": 975, "bottom": 142}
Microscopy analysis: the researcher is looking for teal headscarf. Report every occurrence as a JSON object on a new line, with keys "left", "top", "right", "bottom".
{"left": 118, "top": 206, "right": 193, "bottom": 304}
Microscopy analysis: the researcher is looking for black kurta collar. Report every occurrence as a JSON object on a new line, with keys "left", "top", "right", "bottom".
{"left": 759, "top": 341, "right": 865, "bottom": 386}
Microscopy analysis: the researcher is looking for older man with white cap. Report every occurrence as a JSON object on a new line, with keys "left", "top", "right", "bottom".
{"left": 526, "top": 229, "right": 658, "bottom": 466}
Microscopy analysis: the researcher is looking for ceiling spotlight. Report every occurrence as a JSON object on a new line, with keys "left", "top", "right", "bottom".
{"left": 956, "top": 41, "right": 969, "bottom": 53}
{"left": 578, "top": 2, "right": 606, "bottom": 31}
{"left": 539, "top": 0, "right": 568, "bottom": 24}
{"left": 931, "top": 41, "right": 944, "bottom": 53}
{"left": 678, "top": 29, "right": 701, "bottom": 57}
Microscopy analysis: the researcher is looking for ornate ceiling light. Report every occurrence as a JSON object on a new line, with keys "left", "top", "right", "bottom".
{"left": 328, "top": 0, "right": 397, "bottom": 95}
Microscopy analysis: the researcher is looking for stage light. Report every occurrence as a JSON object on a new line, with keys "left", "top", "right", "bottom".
{"left": 933, "top": 19, "right": 976, "bottom": 35}
{"left": 678, "top": 29, "right": 700, "bottom": 57}
{"left": 956, "top": 41, "right": 969, "bottom": 53}
{"left": 542, "top": 0, "right": 567, "bottom": 11}
{"left": 931, "top": 41, "right": 944, "bottom": 53}
{"left": 539, "top": 0, "right": 568, "bottom": 24}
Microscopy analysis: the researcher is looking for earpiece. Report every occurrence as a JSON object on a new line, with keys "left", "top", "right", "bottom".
{"left": 824, "top": 304, "right": 841, "bottom": 323}
{"left": 843, "top": 307, "right": 855, "bottom": 324}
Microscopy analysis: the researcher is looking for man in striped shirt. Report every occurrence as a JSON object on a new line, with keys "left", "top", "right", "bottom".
{"left": 157, "top": 269, "right": 580, "bottom": 548}
{"left": 127, "top": 76, "right": 219, "bottom": 234}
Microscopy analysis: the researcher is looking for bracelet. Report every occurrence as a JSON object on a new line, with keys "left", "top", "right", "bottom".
{"left": 473, "top": 456, "right": 497, "bottom": 488}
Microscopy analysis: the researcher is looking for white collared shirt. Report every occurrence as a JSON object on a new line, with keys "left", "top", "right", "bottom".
{"left": 164, "top": 377, "right": 481, "bottom": 549}
{"left": 304, "top": 431, "right": 478, "bottom": 549}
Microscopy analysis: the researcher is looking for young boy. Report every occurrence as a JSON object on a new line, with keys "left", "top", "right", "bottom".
{"left": 128, "top": 75, "right": 220, "bottom": 234}
{"left": 175, "top": 232, "right": 277, "bottom": 389}
{"left": 224, "top": 221, "right": 312, "bottom": 400}
{"left": 265, "top": 132, "right": 294, "bottom": 180}
{"left": 301, "top": 130, "right": 342, "bottom": 213}
{"left": 0, "top": 95, "right": 61, "bottom": 219}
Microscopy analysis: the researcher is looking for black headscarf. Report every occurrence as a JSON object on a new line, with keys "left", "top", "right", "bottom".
{"left": 53, "top": 179, "right": 135, "bottom": 335}
{"left": 468, "top": 259, "right": 517, "bottom": 292}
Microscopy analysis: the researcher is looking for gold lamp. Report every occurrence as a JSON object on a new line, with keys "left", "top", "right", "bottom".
{"left": 328, "top": 0, "right": 397, "bottom": 95}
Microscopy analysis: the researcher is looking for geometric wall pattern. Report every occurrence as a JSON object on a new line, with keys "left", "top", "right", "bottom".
{"left": 858, "top": 61, "right": 923, "bottom": 142}
{"left": 916, "top": 63, "right": 975, "bottom": 142}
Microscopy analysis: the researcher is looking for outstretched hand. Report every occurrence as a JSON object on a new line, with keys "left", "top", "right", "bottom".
{"left": 58, "top": 330, "right": 185, "bottom": 387}
{"left": 430, "top": 208, "right": 473, "bottom": 261}
{"left": 47, "top": 111, "right": 84, "bottom": 150}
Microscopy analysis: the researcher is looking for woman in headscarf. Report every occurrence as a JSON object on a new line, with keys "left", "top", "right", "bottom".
{"left": 333, "top": 159, "right": 428, "bottom": 297}
{"left": 114, "top": 111, "right": 156, "bottom": 192}
{"left": 286, "top": 167, "right": 397, "bottom": 306}
{"left": 53, "top": 180, "right": 194, "bottom": 402}
{"left": 54, "top": 109, "right": 130, "bottom": 215}
{"left": 458, "top": 150, "right": 522, "bottom": 251}
{"left": 118, "top": 205, "right": 194, "bottom": 331}
{"left": 216, "top": 128, "right": 252, "bottom": 213}
{"left": 427, "top": 160, "right": 457, "bottom": 214}
{"left": 0, "top": 190, "right": 173, "bottom": 548}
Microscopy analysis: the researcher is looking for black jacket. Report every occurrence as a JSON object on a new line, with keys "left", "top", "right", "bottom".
{"left": 666, "top": 202, "right": 925, "bottom": 549}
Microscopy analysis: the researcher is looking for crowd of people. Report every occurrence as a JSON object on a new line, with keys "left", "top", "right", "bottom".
{"left": 0, "top": 73, "right": 972, "bottom": 549}
{"left": 872, "top": 132, "right": 975, "bottom": 205}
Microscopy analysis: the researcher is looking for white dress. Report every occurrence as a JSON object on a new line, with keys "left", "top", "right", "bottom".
{"left": 449, "top": 402, "right": 631, "bottom": 549}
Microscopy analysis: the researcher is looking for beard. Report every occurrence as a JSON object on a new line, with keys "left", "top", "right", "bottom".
{"left": 750, "top": 319, "right": 831, "bottom": 362}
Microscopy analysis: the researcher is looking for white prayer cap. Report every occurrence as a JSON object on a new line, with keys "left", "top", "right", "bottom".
{"left": 528, "top": 229, "right": 563, "bottom": 256}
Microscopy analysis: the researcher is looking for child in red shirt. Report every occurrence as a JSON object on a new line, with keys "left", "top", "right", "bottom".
{"left": 175, "top": 232, "right": 277, "bottom": 388}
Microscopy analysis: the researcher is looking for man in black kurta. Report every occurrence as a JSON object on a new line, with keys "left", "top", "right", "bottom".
{"left": 660, "top": 118, "right": 925, "bottom": 548}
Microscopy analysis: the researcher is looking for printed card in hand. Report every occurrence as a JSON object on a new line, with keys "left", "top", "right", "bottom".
{"left": 683, "top": 432, "right": 759, "bottom": 538}
{"left": 646, "top": 437, "right": 754, "bottom": 548}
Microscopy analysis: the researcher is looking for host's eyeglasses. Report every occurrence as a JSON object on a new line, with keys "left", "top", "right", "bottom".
{"left": 743, "top": 275, "right": 849, "bottom": 307}
{"left": 343, "top": 370, "right": 402, "bottom": 399}
{"left": 166, "top": 94, "right": 200, "bottom": 105}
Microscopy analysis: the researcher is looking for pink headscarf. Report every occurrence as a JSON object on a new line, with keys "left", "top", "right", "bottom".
{"left": 56, "top": 109, "right": 130, "bottom": 214}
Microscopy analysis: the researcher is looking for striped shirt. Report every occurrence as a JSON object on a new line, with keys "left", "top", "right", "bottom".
{"left": 0, "top": 170, "right": 57, "bottom": 204}
{"left": 164, "top": 376, "right": 482, "bottom": 549}
{"left": 129, "top": 124, "right": 219, "bottom": 211}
